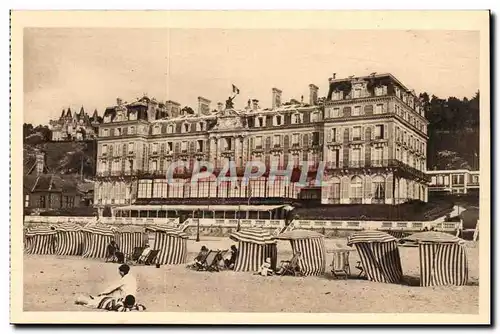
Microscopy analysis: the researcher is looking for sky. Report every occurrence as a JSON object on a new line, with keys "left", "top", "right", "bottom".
{"left": 23, "top": 28, "right": 479, "bottom": 125}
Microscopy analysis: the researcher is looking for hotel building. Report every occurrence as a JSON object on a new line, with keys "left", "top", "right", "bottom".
{"left": 94, "top": 73, "right": 430, "bottom": 216}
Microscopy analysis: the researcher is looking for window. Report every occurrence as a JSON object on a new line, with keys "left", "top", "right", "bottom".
{"left": 153, "top": 125, "right": 161, "bottom": 135}
{"left": 353, "top": 127, "right": 361, "bottom": 141}
{"left": 330, "top": 128, "right": 337, "bottom": 142}
{"left": 310, "top": 112, "right": 319, "bottom": 122}
{"left": 373, "top": 147, "right": 383, "bottom": 165}
{"left": 181, "top": 141, "right": 188, "bottom": 153}
{"left": 332, "top": 107, "right": 340, "bottom": 118}
{"left": 182, "top": 123, "right": 190, "bottom": 133}
{"left": 39, "top": 195, "right": 46, "bottom": 208}
{"left": 431, "top": 176, "right": 437, "bottom": 185}
{"left": 375, "top": 125, "right": 384, "bottom": 139}
{"left": 197, "top": 140, "right": 204, "bottom": 152}
{"left": 350, "top": 176, "right": 363, "bottom": 200}
{"left": 274, "top": 115, "right": 283, "bottom": 126}
{"left": 373, "top": 175, "right": 385, "bottom": 200}
{"left": 255, "top": 116, "right": 265, "bottom": 127}
{"left": 452, "top": 175, "right": 464, "bottom": 185}
{"left": 273, "top": 135, "right": 281, "bottom": 147}
{"left": 102, "top": 144, "right": 108, "bottom": 155}
{"left": 375, "top": 104, "right": 384, "bottom": 114}
{"left": 152, "top": 143, "right": 158, "bottom": 154}
{"left": 167, "top": 124, "right": 174, "bottom": 134}
{"left": 333, "top": 91, "right": 343, "bottom": 100}
{"left": 129, "top": 111, "right": 137, "bottom": 121}
{"left": 395, "top": 87, "right": 401, "bottom": 98}
{"left": 128, "top": 142, "right": 134, "bottom": 153}
{"left": 291, "top": 113, "right": 302, "bottom": 124}
{"left": 351, "top": 148, "right": 361, "bottom": 167}
{"left": 103, "top": 129, "right": 109, "bottom": 137}
{"left": 224, "top": 138, "right": 232, "bottom": 151}
{"left": 291, "top": 134, "right": 299, "bottom": 146}
{"left": 24, "top": 194, "right": 29, "bottom": 207}
{"left": 444, "top": 176, "right": 450, "bottom": 185}
{"left": 255, "top": 136, "right": 263, "bottom": 149}
{"left": 312, "top": 132, "right": 320, "bottom": 146}
{"left": 375, "top": 86, "right": 386, "bottom": 96}
{"left": 115, "top": 128, "right": 122, "bottom": 136}
{"left": 128, "top": 126, "right": 135, "bottom": 134}
{"left": 150, "top": 160, "right": 158, "bottom": 171}
{"left": 352, "top": 106, "right": 361, "bottom": 116}
{"left": 330, "top": 177, "right": 341, "bottom": 201}
{"left": 353, "top": 88, "right": 361, "bottom": 98}
{"left": 167, "top": 142, "right": 173, "bottom": 153}
{"left": 196, "top": 122, "right": 205, "bottom": 131}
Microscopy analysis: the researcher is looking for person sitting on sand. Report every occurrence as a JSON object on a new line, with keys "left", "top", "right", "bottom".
{"left": 255, "top": 257, "right": 274, "bottom": 276}
{"left": 224, "top": 245, "right": 238, "bottom": 269}
{"left": 106, "top": 240, "right": 120, "bottom": 262}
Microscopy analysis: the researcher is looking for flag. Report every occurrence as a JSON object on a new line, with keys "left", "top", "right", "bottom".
{"left": 232, "top": 84, "right": 240, "bottom": 95}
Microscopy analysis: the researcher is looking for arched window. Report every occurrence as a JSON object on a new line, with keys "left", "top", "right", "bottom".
{"left": 153, "top": 125, "right": 161, "bottom": 135}
{"left": 196, "top": 121, "right": 205, "bottom": 132}
{"left": 330, "top": 177, "right": 341, "bottom": 203}
{"left": 167, "top": 124, "right": 174, "bottom": 134}
{"left": 181, "top": 123, "right": 190, "bottom": 133}
{"left": 350, "top": 176, "right": 363, "bottom": 202}
{"left": 372, "top": 175, "right": 385, "bottom": 201}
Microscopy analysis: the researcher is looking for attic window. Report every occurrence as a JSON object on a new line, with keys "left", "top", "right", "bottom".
{"left": 310, "top": 111, "right": 320, "bottom": 122}
{"left": 128, "top": 126, "right": 135, "bottom": 135}
{"left": 255, "top": 116, "right": 265, "bottom": 128}
{"left": 167, "top": 124, "right": 174, "bottom": 134}
{"left": 375, "top": 85, "right": 387, "bottom": 96}
{"left": 104, "top": 115, "right": 112, "bottom": 123}
{"left": 129, "top": 111, "right": 137, "bottom": 121}
{"left": 153, "top": 125, "right": 161, "bottom": 135}
{"left": 115, "top": 128, "right": 122, "bottom": 136}
{"left": 332, "top": 91, "right": 343, "bottom": 101}
{"left": 291, "top": 113, "right": 303, "bottom": 124}
{"left": 181, "top": 123, "right": 191, "bottom": 133}
{"left": 103, "top": 129, "right": 109, "bottom": 137}
{"left": 273, "top": 115, "right": 283, "bottom": 126}
{"left": 196, "top": 122, "right": 205, "bottom": 131}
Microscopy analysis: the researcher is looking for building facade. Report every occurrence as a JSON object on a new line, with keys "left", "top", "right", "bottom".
{"left": 49, "top": 107, "right": 101, "bottom": 141}
{"left": 94, "top": 73, "right": 430, "bottom": 213}
{"left": 427, "top": 169, "right": 479, "bottom": 195}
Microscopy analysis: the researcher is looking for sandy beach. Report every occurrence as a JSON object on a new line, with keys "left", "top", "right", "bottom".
{"left": 23, "top": 237, "right": 479, "bottom": 313}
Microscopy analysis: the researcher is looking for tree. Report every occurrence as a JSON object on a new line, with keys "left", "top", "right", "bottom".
{"left": 23, "top": 123, "right": 34, "bottom": 138}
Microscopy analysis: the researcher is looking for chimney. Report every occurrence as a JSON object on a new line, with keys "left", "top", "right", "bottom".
{"left": 35, "top": 151, "right": 45, "bottom": 175}
{"left": 197, "top": 96, "right": 211, "bottom": 116}
{"left": 116, "top": 98, "right": 123, "bottom": 106}
{"left": 252, "top": 99, "right": 259, "bottom": 111}
{"left": 272, "top": 88, "right": 282, "bottom": 109}
{"left": 217, "top": 102, "right": 224, "bottom": 112}
{"left": 309, "top": 84, "right": 319, "bottom": 105}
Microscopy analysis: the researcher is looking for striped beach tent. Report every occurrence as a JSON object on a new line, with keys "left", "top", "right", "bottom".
{"left": 229, "top": 228, "right": 278, "bottom": 272}
{"left": 145, "top": 226, "right": 188, "bottom": 265}
{"left": 25, "top": 225, "right": 57, "bottom": 255}
{"left": 55, "top": 222, "right": 84, "bottom": 256}
{"left": 115, "top": 225, "right": 146, "bottom": 256}
{"left": 276, "top": 229, "right": 326, "bottom": 276}
{"left": 400, "top": 231, "right": 468, "bottom": 287}
{"left": 347, "top": 230, "right": 403, "bottom": 284}
{"left": 82, "top": 224, "right": 115, "bottom": 259}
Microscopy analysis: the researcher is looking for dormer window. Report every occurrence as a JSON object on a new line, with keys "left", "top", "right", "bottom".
{"left": 153, "top": 125, "right": 161, "bottom": 135}
{"left": 128, "top": 126, "right": 135, "bottom": 135}
{"left": 395, "top": 87, "right": 401, "bottom": 99}
{"left": 129, "top": 111, "right": 137, "bottom": 121}
{"left": 167, "top": 124, "right": 174, "bottom": 134}
{"left": 310, "top": 111, "right": 320, "bottom": 122}
{"left": 196, "top": 121, "right": 206, "bottom": 132}
{"left": 273, "top": 115, "right": 283, "bottom": 126}
{"left": 104, "top": 115, "right": 112, "bottom": 123}
{"left": 255, "top": 116, "right": 265, "bottom": 128}
{"left": 353, "top": 88, "right": 361, "bottom": 99}
{"left": 103, "top": 128, "right": 109, "bottom": 137}
{"left": 291, "top": 113, "right": 303, "bottom": 124}
{"left": 375, "top": 85, "right": 387, "bottom": 96}
{"left": 332, "top": 91, "right": 343, "bottom": 101}
{"left": 115, "top": 128, "right": 122, "bottom": 136}
{"left": 181, "top": 123, "right": 191, "bottom": 133}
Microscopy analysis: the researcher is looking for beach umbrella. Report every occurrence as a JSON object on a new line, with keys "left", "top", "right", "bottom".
{"left": 400, "top": 231, "right": 468, "bottom": 287}
{"left": 145, "top": 225, "right": 189, "bottom": 265}
{"left": 229, "top": 228, "right": 277, "bottom": 272}
{"left": 25, "top": 225, "right": 57, "bottom": 255}
{"left": 276, "top": 229, "right": 326, "bottom": 276}
{"left": 54, "top": 222, "right": 84, "bottom": 256}
{"left": 114, "top": 225, "right": 146, "bottom": 256}
{"left": 81, "top": 224, "right": 115, "bottom": 259}
{"left": 347, "top": 230, "right": 403, "bottom": 284}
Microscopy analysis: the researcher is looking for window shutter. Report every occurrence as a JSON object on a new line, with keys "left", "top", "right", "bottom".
{"left": 309, "top": 133, "right": 313, "bottom": 146}
{"left": 204, "top": 140, "right": 209, "bottom": 153}
{"left": 318, "top": 131, "right": 324, "bottom": 145}
{"left": 283, "top": 134, "right": 290, "bottom": 150}
{"left": 159, "top": 158, "right": 164, "bottom": 171}
{"left": 303, "top": 111, "right": 310, "bottom": 123}
{"left": 327, "top": 130, "right": 332, "bottom": 142}
{"left": 365, "top": 127, "right": 372, "bottom": 141}
{"left": 365, "top": 146, "right": 371, "bottom": 165}
{"left": 343, "top": 128, "right": 350, "bottom": 144}
{"left": 250, "top": 137, "right": 255, "bottom": 150}
{"left": 364, "top": 176, "right": 372, "bottom": 198}
{"left": 341, "top": 176, "right": 349, "bottom": 200}
{"left": 302, "top": 133, "right": 309, "bottom": 147}
{"left": 342, "top": 147, "right": 349, "bottom": 167}
{"left": 383, "top": 124, "right": 388, "bottom": 140}
{"left": 283, "top": 153, "right": 289, "bottom": 167}
{"left": 174, "top": 142, "right": 180, "bottom": 154}
{"left": 161, "top": 143, "right": 165, "bottom": 155}
{"left": 189, "top": 141, "right": 195, "bottom": 154}
{"left": 385, "top": 174, "right": 393, "bottom": 199}
{"left": 265, "top": 136, "right": 271, "bottom": 151}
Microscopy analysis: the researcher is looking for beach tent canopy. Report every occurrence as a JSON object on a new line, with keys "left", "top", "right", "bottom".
{"left": 346, "top": 230, "right": 403, "bottom": 284}
{"left": 81, "top": 224, "right": 115, "bottom": 258}
{"left": 229, "top": 228, "right": 276, "bottom": 245}
{"left": 275, "top": 229, "right": 323, "bottom": 240}
{"left": 25, "top": 225, "right": 57, "bottom": 255}
{"left": 347, "top": 230, "right": 398, "bottom": 246}
{"left": 25, "top": 225, "right": 57, "bottom": 236}
{"left": 145, "top": 225, "right": 189, "bottom": 239}
{"left": 82, "top": 224, "right": 115, "bottom": 236}
{"left": 114, "top": 225, "right": 146, "bottom": 256}
{"left": 145, "top": 225, "right": 188, "bottom": 264}
{"left": 400, "top": 231, "right": 465, "bottom": 244}
{"left": 276, "top": 229, "right": 326, "bottom": 276}
{"left": 118, "top": 225, "right": 145, "bottom": 233}
{"left": 54, "top": 222, "right": 84, "bottom": 256}
{"left": 229, "top": 228, "right": 278, "bottom": 272}
{"left": 401, "top": 231, "right": 468, "bottom": 287}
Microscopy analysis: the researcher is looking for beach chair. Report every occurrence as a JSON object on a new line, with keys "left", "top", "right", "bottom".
{"left": 355, "top": 261, "right": 365, "bottom": 278}
{"left": 330, "top": 250, "right": 351, "bottom": 279}
{"left": 126, "top": 247, "right": 145, "bottom": 264}
{"left": 136, "top": 250, "right": 159, "bottom": 266}
{"left": 197, "top": 250, "right": 220, "bottom": 272}
{"left": 278, "top": 254, "right": 304, "bottom": 276}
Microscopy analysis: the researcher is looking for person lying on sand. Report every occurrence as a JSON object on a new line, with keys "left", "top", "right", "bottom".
{"left": 254, "top": 257, "right": 274, "bottom": 276}
{"left": 75, "top": 294, "right": 146, "bottom": 312}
